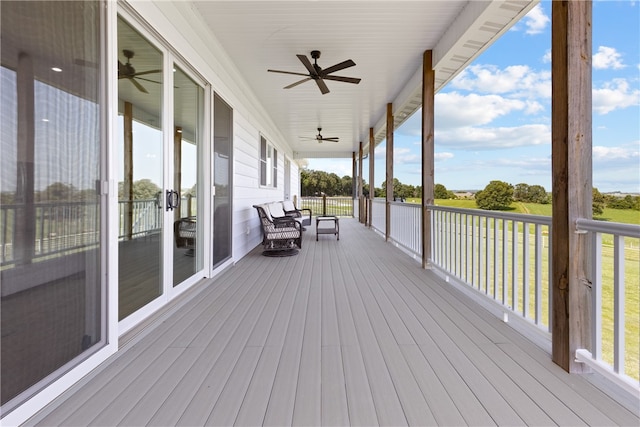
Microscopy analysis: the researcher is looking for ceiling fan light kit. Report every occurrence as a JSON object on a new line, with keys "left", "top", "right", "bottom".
{"left": 300, "top": 127, "right": 339, "bottom": 143}
{"left": 268, "top": 50, "right": 361, "bottom": 94}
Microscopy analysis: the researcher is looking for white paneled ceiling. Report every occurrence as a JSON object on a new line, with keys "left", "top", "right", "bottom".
{"left": 192, "top": 0, "right": 538, "bottom": 159}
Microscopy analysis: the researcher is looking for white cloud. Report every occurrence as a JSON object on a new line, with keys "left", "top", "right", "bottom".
{"left": 394, "top": 147, "right": 420, "bottom": 164}
{"left": 523, "top": 4, "right": 550, "bottom": 35}
{"left": 592, "top": 78, "right": 640, "bottom": 114}
{"left": 374, "top": 145, "right": 385, "bottom": 159}
{"left": 436, "top": 124, "right": 551, "bottom": 150}
{"left": 593, "top": 145, "right": 640, "bottom": 191}
{"left": 593, "top": 144, "right": 640, "bottom": 166}
{"left": 435, "top": 152, "right": 454, "bottom": 161}
{"left": 593, "top": 46, "right": 626, "bottom": 70}
{"left": 436, "top": 92, "right": 530, "bottom": 128}
{"left": 451, "top": 65, "right": 551, "bottom": 99}
{"left": 592, "top": 144, "right": 640, "bottom": 192}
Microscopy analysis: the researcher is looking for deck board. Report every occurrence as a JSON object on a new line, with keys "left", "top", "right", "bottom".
{"left": 29, "top": 218, "right": 640, "bottom": 427}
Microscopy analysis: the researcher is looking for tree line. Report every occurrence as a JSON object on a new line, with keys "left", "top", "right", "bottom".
{"left": 300, "top": 169, "right": 640, "bottom": 214}
{"left": 473, "top": 180, "right": 639, "bottom": 214}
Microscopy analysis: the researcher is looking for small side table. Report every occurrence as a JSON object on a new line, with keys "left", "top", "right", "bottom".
{"left": 316, "top": 216, "right": 339, "bottom": 241}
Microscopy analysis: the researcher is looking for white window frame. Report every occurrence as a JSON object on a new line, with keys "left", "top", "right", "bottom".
{"left": 260, "top": 135, "right": 277, "bottom": 188}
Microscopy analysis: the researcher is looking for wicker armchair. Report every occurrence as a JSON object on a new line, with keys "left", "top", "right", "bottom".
{"left": 174, "top": 217, "right": 196, "bottom": 256}
{"left": 253, "top": 204, "right": 302, "bottom": 256}
{"left": 282, "top": 200, "right": 312, "bottom": 227}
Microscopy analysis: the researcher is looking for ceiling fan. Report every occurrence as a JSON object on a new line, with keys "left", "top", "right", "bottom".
{"left": 118, "top": 49, "right": 161, "bottom": 94}
{"left": 301, "top": 128, "right": 339, "bottom": 143}
{"left": 268, "top": 50, "right": 361, "bottom": 95}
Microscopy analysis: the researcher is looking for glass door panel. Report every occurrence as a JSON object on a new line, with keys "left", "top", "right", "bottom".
{"left": 0, "top": 0, "right": 104, "bottom": 409}
{"left": 117, "top": 17, "right": 164, "bottom": 320}
{"left": 172, "top": 65, "right": 203, "bottom": 286}
{"left": 213, "top": 94, "right": 232, "bottom": 267}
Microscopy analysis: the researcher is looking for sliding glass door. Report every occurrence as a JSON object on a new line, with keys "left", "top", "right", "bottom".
{"left": 117, "top": 15, "right": 206, "bottom": 322}
{"left": 172, "top": 65, "right": 204, "bottom": 286}
{"left": 117, "top": 17, "right": 164, "bottom": 320}
{"left": 1, "top": 0, "right": 105, "bottom": 411}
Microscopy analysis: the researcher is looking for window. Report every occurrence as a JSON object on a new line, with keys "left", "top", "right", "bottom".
{"left": 260, "top": 136, "right": 277, "bottom": 187}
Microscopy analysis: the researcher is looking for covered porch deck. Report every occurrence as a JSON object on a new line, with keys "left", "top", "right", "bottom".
{"left": 29, "top": 219, "right": 639, "bottom": 426}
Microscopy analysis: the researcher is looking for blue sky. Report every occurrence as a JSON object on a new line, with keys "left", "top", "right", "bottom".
{"left": 307, "top": 1, "right": 640, "bottom": 194}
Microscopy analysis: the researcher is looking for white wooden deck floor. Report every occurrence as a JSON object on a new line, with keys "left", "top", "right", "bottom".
{"left": 30, "top": 219, "right": 639, "bottom": 426}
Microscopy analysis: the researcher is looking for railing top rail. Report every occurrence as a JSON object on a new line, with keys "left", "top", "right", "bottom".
{"left": 1, "top": 200, "right": 100, "bottom": 209}
{"left": 389, "top": 201, "right": 421, "bottom": 209}
{"left": 426, "top": 204, "right": 553, "bottom": 225}
{"left": 577, "top": 218, "right": 640, "bottom": 238}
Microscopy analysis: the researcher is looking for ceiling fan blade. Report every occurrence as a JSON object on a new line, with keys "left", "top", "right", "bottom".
{"left": 132, "top": 69, "right": 162, "bottom": 77}
{"left": 136, "top": 76, "right": 162, "bottom": 84}
{"left": 323, "top": 75, "right": 361, "bottom": 85}
{"left": 284, "top": 78, "right": 312, "bottom": 89}
{"left": 129, "top": 78, "right": 148, "bottom": 94}
{"left": 320, "top": 137, "right": 339, "bottom": 142}
{"left": 75, "top": 58, "right": 99, "bottom": 68}
{"left": 315, "top": 78, "right": 330, "bottom": 95}
{"left": 297, "top": 54, "right": 317, "bottom": 75}
{"left": 268, "top": 69, "right": 310, "bottom": 77}
{"left": 321, "top": 59, "right": 356, "bottom": 75}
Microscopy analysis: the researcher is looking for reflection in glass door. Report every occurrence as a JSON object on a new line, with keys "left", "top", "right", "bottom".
{"left": 172, "top": 65, "right": 204, "bottom": 286}
{"left": 117, "top": 17, "right": 164, "bottom": 320}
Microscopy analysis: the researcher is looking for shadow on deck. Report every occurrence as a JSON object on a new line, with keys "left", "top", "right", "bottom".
{"left": 28, "top": 219, "right": 640, "bottom": 426}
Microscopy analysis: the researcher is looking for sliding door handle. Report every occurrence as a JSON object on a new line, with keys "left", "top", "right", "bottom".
{"left": 166, "top": 190, "right": 180, "bottom": 211}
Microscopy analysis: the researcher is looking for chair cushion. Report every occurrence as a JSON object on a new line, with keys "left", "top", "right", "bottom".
{"left": 261, "top": 204, "right": 272, "bottom": 221}
{"left": 268, "top": 202, "right": 286, "bottom": 218}
{"left": 282, "top": 200, "right": 296, "bottom": 211}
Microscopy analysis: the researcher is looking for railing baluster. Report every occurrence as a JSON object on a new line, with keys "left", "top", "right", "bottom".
{"left": 485, "top": 216, "right": 490, "bottom": 295}
{"left": 523, "top": 223, "right": 530, "bottom": 318}
{"left": 591, "top": 231, "right": 602, "bottom": 361}
{"left": 493, "top": 218, "right": 499, "bottom": 299}
{"left": 535, "top": 223, "right": 542, "bottom": 325}
{"left": 502, "top": 218, "right": 508, "bottom": 305}
{"left": 512, "top": 220, "right": 518, "bottom": 312}
{"left": 613, "top": 235, "right": 625, "bottom": 374}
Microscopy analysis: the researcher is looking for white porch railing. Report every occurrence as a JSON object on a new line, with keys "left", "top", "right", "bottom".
{"left": 429, "top": 205, "right": 553, "bottom": 331}
{"left": 367, "top": 202, "right": 639, "bottom": 389}
{"left": 390, "top": 201, "right": 422, "bottom": 256}
{"left": 371, "top": 198, "right": 386, "bottom": 234}
{"left": 575, "top": 218, "right": 640, "bottom": 394}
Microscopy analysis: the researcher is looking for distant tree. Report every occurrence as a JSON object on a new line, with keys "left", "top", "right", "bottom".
{"left": 341, "top": 175, "right": 353, "bottom": 196}
{"left": 475, "top": 180, "right": 514, "bottom": 210}
{"left": 300, "top": 169, "right": 353, "bottom": 196}
{"left": 607, "top": 194, "right": 638, "bottom": 210}
{"left": 415, "top": 185, "right": 423, "bottom": 199}
{"left": 592, "top": 187, "right": 605, "bottom": 216}
{"left": 513, "top": 183, "right": 530, "bottom": 202}
{"left": 117, "top": 179, "right": 161, "bottom": 200}
{"left": 513, "top": 183, "right": 548, "bottom": 204}
{"left": 528, "top": 185, "right": 549, "bottom": 204}
{"left": 434, "top": 183, "right": 456, "bottom": 199}
{"left": 38, "top": 182, "right": 77, "bottom": 201}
